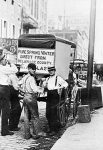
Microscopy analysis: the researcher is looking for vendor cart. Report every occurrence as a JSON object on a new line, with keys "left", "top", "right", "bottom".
{"left": 18, "top": 34, "right": 76, "bottom": 126}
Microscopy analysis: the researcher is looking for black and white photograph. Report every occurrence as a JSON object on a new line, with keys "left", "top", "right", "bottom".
{"left": 0, "top": 0, "right": 103, "bottom": 150}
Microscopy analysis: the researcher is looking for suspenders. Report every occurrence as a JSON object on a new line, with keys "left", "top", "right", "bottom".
{"left": 24, "top": 76, "right": 30, "bottom": 93}
{"left": 47, "top": 75, "right": 58, "bottom": 87}
{"left": 55, "top": 76, "right": 58, "bottom": 86}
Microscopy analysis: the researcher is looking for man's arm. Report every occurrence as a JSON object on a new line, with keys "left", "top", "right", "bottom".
{"left": 58, "top": 76, "right": 68, "bottom": 88}
{"left": 29, "top": 77, "right": 44, "bottom": 93}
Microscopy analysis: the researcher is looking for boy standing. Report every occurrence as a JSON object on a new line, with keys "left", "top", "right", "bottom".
{"left": 20, "top": 63, "right": 46, "bottom": 139}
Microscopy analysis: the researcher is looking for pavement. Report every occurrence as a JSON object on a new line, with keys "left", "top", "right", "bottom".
{"left": 51, "top": 85, "right": 103, "bottom": 150}
{"left": 51, "top": 108, "right": 103, "bottom": 150}
{"left": 1, "top": 85, "right": 103, "bottom": 149}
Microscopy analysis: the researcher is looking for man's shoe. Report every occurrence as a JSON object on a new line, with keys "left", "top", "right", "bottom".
{"left": 24, "top": 134, "right": 32, "bottom": 140}
{"left": 1, "top": 131, "right": 14, "bottom": 136}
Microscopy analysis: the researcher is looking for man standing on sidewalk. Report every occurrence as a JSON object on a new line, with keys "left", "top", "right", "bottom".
{"left": 43, "top": 66, "right": 68, "bottom": 136}
{"left": 0, "top": 53, "right": 18, "bottom": 136}
{"left": 19, "top": 63, "right": 47, "bottom": 139}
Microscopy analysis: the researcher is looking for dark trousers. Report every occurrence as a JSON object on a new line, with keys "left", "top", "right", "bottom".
{"left": 46, "top": 89, "right": 60, "bottom": 132}
{"left": 0, "top": 85, "right": 10, "bottom": 135}
{"left": 9, "top": 86, "right": 22, "bottom": 129}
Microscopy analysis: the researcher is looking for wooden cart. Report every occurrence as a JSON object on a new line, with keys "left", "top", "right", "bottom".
{"left": 18, "top": 34, "right": 76, "bottom": 126}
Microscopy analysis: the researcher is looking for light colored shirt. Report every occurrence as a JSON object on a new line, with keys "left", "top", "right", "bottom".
{"left": 0, "top": 64, "right": 18, "bottom": 85}
{"left": 8, "top": 74, "right": 19, "bottom": 90}
{"left": 44, "top": 74, "right": 68, "bottom": 90}
{"left": 19, "top": 74, "right": 43, "bottom": 94}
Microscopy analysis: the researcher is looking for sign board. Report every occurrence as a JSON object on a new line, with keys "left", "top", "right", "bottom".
{"left": 0, "top": 38, "right": 18, "bottom": 64}
{"left": 17, "top": 47, "right": 55, "bottom": 74}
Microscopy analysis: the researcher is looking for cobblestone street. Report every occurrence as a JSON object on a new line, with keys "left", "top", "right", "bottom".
{"left": 0, "top": 102, "right": 48, "bottom": 150}
{"left": 0, "top": 101, "right": 74, "bottom": 150}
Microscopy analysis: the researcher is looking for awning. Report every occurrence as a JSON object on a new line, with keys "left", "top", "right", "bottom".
{"left": 23, "top": 16, "right": 38, "bottom": 29}
{"left": 22, "top": 8, "right": 38, "bottom": 29}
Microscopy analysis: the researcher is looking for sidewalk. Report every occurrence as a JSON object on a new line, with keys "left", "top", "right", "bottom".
{"left": 51, "top": 107, "right": 103, "bottom": 150}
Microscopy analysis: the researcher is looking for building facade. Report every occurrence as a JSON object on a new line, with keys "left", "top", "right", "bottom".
{"left": 48, "top": 14, "right": 89, "bottom": 37}
{"left": 0, "top": 0, "right": 48, "bottom": 38}
{"left": 37, "top": 0, "right": 48, "bottom": 33}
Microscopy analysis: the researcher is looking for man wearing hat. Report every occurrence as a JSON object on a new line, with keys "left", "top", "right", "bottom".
{"left": 0, "top": 53, "right": 18, "bottom": 136}
{"left": 43, "top": 66, "right": 68, "bottom": 135}
{"left": 19, "top": 63, "right": 47, "bottom": 139}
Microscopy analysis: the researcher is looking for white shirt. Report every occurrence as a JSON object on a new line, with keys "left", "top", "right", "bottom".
{"left": 45, "top": 74, "right": 68, "bottom": 90}
{"left": 8, "top": 74, "right": 19, "bottom": 90}
{"left": 0, "top": 64, "right": 18, "bottom": 85}
{"left": 19, "top": 74, "right": 43, "bottom": 94}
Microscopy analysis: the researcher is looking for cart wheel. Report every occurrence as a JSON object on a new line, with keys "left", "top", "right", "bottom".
{"left": 58, "top": 104, "right": 67, "bottom": 127}
{"left": 73, "top": 91, "right": 80, "bottom": 119}
{"left": 73, "top": 100, "right": 78, "bottom": 118}
{"left": 65, "top": 100, "right": 70, "bottom": 122}
{"left": 58, "top": 88, "right": 70, "bottom": 127}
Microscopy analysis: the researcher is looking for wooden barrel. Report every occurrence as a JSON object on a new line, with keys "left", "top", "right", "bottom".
{"left": 78, "top": 105, "right": 91, "bottom": 123}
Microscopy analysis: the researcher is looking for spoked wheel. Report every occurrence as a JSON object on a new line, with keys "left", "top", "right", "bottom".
{"left": 73, "top": 99, "right": 78, "bottom": 119}
{"left": 73, "top": 91, "right": 80, "bottom": 119}
{"left": 58, "top": 103, "right": 67, "bottom": 127}
{"left": 58, "top": 100, "right": 70, "bottom": 127}
{"left": 65, "top": 100, "right": 71, "bottom": 122}
{"left": 57, "top": 88, "right": 70, "bottom": 127}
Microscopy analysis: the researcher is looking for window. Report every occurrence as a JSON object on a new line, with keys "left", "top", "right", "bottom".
{"left": 4, "top": 21, "right": 7, "bottom": 38}
{"left": 13, "top": 25, "right": 15, "bottom": 38}
{"left": 70, "top": 53, "right": 73, "bottom": 57}
{"left": 0, "top": 19, "right": 2, "bottom": 37}
{"left": 11, "top": 0, "right": 14, "bottom": 5}
{"left": 4, "top": 21, "right": 7, "bottom": 28}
